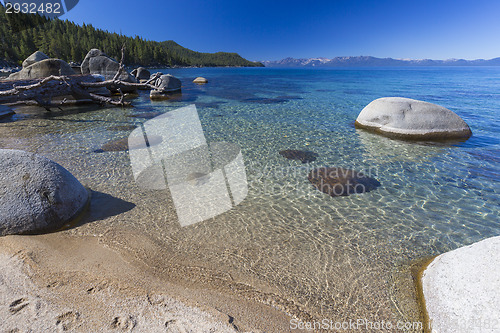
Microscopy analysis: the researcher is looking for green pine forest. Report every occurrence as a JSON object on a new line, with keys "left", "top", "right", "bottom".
{"left": 0, "top": 5, "right": 263, "bottom": 68}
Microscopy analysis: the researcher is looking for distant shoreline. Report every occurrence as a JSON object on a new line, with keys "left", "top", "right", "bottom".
{"left": 262, "top": 56, "right": 500, "bottom": 67}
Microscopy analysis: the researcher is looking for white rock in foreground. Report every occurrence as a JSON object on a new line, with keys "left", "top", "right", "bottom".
{"left": 421, "top": 236, "right": 500, "bottom": 333}
{"left": 355, "top": 97, "right": 472, "bottom": 140}
{"left": 0, "top": 149, "right": 89, "bottom": 235}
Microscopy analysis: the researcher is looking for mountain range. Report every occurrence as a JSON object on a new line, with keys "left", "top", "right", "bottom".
{"left": 261, "top": 56, "right": 500, "bottom": 67}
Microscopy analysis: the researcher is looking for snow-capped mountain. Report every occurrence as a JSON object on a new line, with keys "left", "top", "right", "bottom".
{"left": 261, "top": 56, "right": 500, "bottom": 67}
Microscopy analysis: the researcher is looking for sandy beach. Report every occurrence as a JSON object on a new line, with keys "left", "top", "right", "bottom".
{"left": 0, "top": 231, "right": 299, "bottom": 332}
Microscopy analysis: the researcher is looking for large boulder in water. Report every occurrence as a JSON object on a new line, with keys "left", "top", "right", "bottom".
{"left": 22, "top": 51, "right": 49, "bottom": 68}
{"left": 308, "top": 167, "right": 380, "bottom": 197}
{"left": 0, "top": 149, "right": 89, "bottom": 236}
{"left": 150, "top": 74, "right": 182, "bottom": 100}
{"left": 355, "top": 97, "right": 472, "bottom": 140}
{"left": 131, "top": 67, "right": 150, "bottom": 82}
{"left": 8, "top": 59, "right": 76, "bottom": 80}
{"left": 81, "top": 49, "right": 137, "bottom": 91}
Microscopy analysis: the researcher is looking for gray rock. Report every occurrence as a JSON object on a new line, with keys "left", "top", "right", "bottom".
{"left": 8, "top": 59, "right": 76, "bottom": 80}
{"left": 355, "top": 97, "right": 472, "bottom": 140}
{"left": 421, "top": 236, "right": 500, "bottom": 333}
{"left": 131, "top": 67, "right": 150, "bottom": 81}
{"left": 0, "top": 149, "right": 89, "bottom": 236}
{"left": 22, "top": 51, "right": 49, "bottom": 68}
{"left": 150, "top": 74, "right": 181, "bottom": 100}
{"left": 81, "top": 49, "right": 137, "bottom": 91}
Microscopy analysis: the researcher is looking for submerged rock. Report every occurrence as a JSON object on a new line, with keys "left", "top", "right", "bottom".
{"left": 355, "top": 97, "right": 472, "bottom": 140}
{"left": 279, "top": 150, "right": 318, "bottom": 163}
{"left": 421, "top": 236, "right": 500, "bottom": 333}
{"left": 8, "top": 59, "right": 76, "bottom": 80}
{"left": 22, "top": 51, "right": 49, "bottom": 68}
{"left": 107, "top": 124, "right": 137, "bottom": 131}
{"left": 195, "top": 101, "right": 226, "bottom": 109}
{"left": 95, "top": 135, "right": 162, "bottom": 152}
{"left": 127, "top": 111, "right": 164, "bottom": 119}
{"left": 0, "top": 149, "right": 89, "bottom": 235}
{"left": 308, "top": 167, "right": 380, "bottom": 197}
{"left": 243, "top": 97, "right": 289, "bottom": 104}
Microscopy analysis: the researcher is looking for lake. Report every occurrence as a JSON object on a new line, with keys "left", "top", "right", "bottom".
{"left": 1, "top": 66, "right": 499, "bottom": 329}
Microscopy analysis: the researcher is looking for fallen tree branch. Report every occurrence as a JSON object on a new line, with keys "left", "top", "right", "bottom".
{"left": 0, "top": 75, "right": 131, "bottom": 107}
{"left": 0, "top": 75, "right": 70, "bottom": 97}
{"left": 78, "top": 79, "right": 172, "bottom": 92}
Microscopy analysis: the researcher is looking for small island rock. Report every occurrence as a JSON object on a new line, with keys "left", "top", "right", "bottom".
{"left": 355, "top": 97, "right": 472, "bottom": 140}
{"left": 0, "top": 149, "right": 89, "bottom": 236}
{"left": 8, "top": 59, "right": 76, "bottom": 80}
{"left": 193, "top": 77, "right": 208, "bottom": 84}
{"left": 22, "top": 51, "right": 49, "bottom": 68}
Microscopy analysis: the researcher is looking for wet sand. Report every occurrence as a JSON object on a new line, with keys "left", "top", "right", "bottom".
{"left": 0, "top": 233, "right": 298, "bottom": 332}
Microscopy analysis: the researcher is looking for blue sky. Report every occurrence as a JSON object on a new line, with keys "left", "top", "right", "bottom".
{"left": 60, "top": 0, "right": 500, "bottom": 61}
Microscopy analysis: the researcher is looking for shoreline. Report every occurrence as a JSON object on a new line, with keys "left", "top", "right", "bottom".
{"left": 0, "top": 232, "right": 298, "bottom": 332}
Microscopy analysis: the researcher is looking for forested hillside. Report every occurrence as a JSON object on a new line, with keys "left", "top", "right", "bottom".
{"left": 0, "top": 5, "right": 262, "bottom": 68}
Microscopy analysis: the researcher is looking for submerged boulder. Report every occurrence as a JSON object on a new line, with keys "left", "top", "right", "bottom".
{"left": 308, "top": 167, "right": 380, "bottom": 197}
{"left": 279, "top": 150, "right": 318, "bottom": 163}
{"left": 8, "top": 59, "right": 76, "bottom": 80}
{"left": 95, "top": 135, "right": 162, "bottom": 153}
{"left": 421, "top": 236, "right": 500, "bottom": 333}
{"left": 355, "top": 97, "right": 472, "bottom": 140}
{"left": 22, "top": 51, "right": 49, "bottom": 68}
{"left": 150, "top": 74, "right": 182, "bottom": 100}
{"left": 0, "top": 149, "right": 89, "bottom": 236}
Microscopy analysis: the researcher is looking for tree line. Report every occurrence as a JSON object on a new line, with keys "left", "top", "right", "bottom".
{"left": 0, "top": 5, "right": 263, "bottom": 68}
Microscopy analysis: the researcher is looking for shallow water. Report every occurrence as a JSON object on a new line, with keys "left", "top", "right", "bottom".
{"left": 1, "top": 67, "right": 499, "bottom": 331}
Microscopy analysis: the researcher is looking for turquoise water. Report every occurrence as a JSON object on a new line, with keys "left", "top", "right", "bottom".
{"left": 1, "top": 67, "right": 499, "bottom": 329}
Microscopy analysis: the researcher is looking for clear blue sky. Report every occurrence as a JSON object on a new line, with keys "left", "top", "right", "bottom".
{"left": 61, "top": 0, "right": 500, "bottom": 61}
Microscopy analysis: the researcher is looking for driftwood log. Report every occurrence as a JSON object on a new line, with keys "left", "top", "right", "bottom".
{"left": 0, "top": 72, "right": 169, "bottom": 110}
